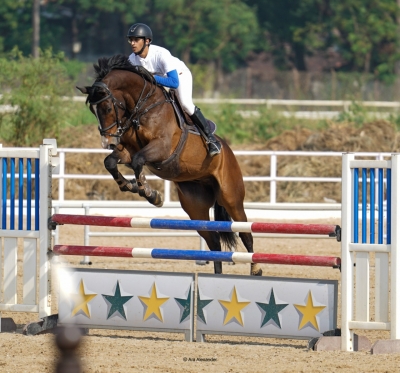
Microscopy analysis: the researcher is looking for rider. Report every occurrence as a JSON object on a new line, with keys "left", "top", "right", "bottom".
{"left": 126, "top": 23, "right": 221, "bottom": 157}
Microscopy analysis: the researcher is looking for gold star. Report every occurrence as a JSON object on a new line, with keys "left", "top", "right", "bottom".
{"left": 294, "top": 291, "right": 326, "bottom": 331}
{"left": 138, "top": 283, "right": 169, "bottom": 321}
{"left": 218, "top": 286, "right": 251, "bottom": 326}
{"left": 70, "top": 279, "right": 97, "bottom": 317}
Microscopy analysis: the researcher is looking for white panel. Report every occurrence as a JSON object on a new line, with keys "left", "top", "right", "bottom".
{"left": 23, "top": 238, "right": 37, "bottom": 305}
{"left": 4, "top": 237, "right": 17, "bottom": 304}
{"left": 0, "top": 230, "right": 40, "bottom": 239}
{"left": 391, "top": 154, "right": 400, "bottom": 338}
{"left": 0, "top": 156, "right": 2, "bottom": 230}
{"left": 0, "top": 150, "right": 39, "bottom": 158}
{"left": 0, "top": 304, "right": 39, "bottom": 312}
{"left": 341, "top": 153, "right": 355, "bottom": 351}
{"left": 197, "top": 274, "right": 337, "bottom": 340}
{"left": 38, "top": 143, "right": 52, "bottom": 318}
{"left": 349, "top": 243, "right": 390, "bottom": 253}
{"left": 375, "top": 252, "right": 389, "bottom": 322}
{"left": 58, "top": 268, "right": 194, "bottom": 339}
{"left": 348, "top": 321, "right": 390, "bottom": 330}
{"left": 349, "top": 160, "right": 391, "bottom": 169}
{"left": 355, "top": 252, "right": 369, "bottom": 321}
{"left": 0, "top": 238, "right": 3, "bottom": 302}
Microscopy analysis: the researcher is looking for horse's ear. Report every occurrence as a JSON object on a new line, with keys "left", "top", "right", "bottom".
{"left": 76, "top": 86, "right": 90, "bottom": 95}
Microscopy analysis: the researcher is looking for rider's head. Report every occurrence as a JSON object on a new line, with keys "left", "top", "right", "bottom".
{"left": 127, "top": 23, "right": 152, "bottom": 56}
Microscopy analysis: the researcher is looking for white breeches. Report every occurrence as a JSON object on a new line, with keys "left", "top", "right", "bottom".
{"left": 176, "top": 69, "right": 196, "bottom": 115}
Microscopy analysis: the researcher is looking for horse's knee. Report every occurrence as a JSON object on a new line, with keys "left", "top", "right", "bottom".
{"left": 104, "top": 154, "right": 118, "bottom": 170}
{"left": 131, "top": 153, "right": 146, "bottom": 172}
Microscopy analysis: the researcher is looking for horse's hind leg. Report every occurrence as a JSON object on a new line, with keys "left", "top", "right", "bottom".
{"left": 176, "top": 181, "right": 223, "bottom": 274}
{"left": 217, "top": 181, "right": 263, "bottom": 276}
{"left": 104, "top": 151, "right": 139, "bottom": 193}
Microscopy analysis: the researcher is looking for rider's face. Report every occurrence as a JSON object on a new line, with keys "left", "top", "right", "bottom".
{"left": 128, "top": 37, "right": 147, "bottom": 54}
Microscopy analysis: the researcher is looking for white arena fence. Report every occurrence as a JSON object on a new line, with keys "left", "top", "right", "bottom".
{"left": 2, "top": 98, "right": 400, "bottom": 119}
{"left": 53, "top": 147, "right": 391, "bottom": 205}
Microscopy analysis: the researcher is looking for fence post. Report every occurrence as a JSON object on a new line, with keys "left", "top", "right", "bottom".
{"left": 270, "top": 154, "right": 277, "bottom": 204}
{"left": 38, "top": 140, "right": 58, "bottom": 318}
{"left": 391, "top": 154, "right": 400, "bottom": 339}
{"left": 341, "top": 153, "right": 354, "bottom": 351}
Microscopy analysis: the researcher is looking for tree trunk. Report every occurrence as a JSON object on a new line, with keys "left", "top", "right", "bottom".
{"left": 213, "top": 58, "right": 224, "bottom": 98}
{"left": 71, "top": 8, "right": 80, "bottom": 59}
{"left": 32, "top": 0, "right": 40, "bottom": 58}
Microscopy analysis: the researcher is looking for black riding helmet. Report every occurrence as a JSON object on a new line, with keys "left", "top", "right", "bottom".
{"left": 127, "top": 23, "right": 153, "bottom": 42}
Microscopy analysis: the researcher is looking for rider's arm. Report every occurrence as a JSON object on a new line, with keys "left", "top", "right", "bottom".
{"left": 154, "top": 69, "right": 179, "bottom": 89}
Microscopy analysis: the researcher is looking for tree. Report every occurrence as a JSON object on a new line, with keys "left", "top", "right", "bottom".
{"left": 330, "top": 0, "right": 399, "bottom": 76}
{"left": 145, "top": 0, "right": 259, "bottom": 70}
{"left": 0, "top": 0, "right": 33, "bottom": 55}
{"left": 245, "top": 0, "right": 331, "bottom": 71}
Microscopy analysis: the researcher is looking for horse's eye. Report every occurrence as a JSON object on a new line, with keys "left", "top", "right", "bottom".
{"left": 106, "top": 107, "right": 112, "bottom": 114}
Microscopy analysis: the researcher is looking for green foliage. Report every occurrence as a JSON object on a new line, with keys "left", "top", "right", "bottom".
{"left": 331, "top": 0, "right": 399, "bottom": 77}
{"left": 201, "top": 105, "right": 319, "bottom": 144}
{"left": 1, "top": 0, "right": 400, "bottom": 80}
{"left": 205, "top": 105, "right": 247, "bottom": 143}
{"left": 145, "top": 0, "right": 259, "bottom": 71}
{"left": 61, "top": 60, "right": 88, "bottom": 81}
{"left": 0, "top": 48, "right": 76, "bottom": 146}
{"left": 335, "top": 102, "right": 369, "bottom": 126}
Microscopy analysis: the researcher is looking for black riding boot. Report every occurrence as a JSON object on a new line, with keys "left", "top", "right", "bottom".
{"left": 190, "top": 106, "right": 221, "bottom": 157}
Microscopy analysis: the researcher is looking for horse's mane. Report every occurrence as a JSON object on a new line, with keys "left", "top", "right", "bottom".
{"left": 93, "top": 54, "right": 155, "bottom": 84}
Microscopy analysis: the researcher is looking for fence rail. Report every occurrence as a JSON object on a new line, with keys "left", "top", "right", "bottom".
{"left": 3, "top": 98, "right": 399, "bottom": 118}
{"left": 54, "top": 148, "right": 390, "bottom": 205}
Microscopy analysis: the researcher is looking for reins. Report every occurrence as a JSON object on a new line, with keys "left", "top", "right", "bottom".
{"left": 90, "top": 68, "right": 173, "bottom": 140}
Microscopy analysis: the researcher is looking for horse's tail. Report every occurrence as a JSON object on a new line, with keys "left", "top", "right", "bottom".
{"left": 214, "top": 202, "right": 238, "bottom": 251}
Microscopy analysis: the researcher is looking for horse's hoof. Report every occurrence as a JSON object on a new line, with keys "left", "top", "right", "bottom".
{"left": 251, "top": 269, "right": 263, "bottom": 276}
{"left": 148, "top": 191, "right": 163, "bottom": 207}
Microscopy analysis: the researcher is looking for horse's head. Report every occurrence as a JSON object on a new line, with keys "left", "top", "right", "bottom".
{"left": 77, "top": 80, "right": 128, "bottom": 149}
{"left": 77, "top": 55, "right": 159, "bottom": 150}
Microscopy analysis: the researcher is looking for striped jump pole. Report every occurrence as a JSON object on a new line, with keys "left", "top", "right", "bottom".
{"left": 52, "top": 245, "right": 341, "bottom": 268}
{"left": 50, "top": 214, "right": 341, "bottom": 240}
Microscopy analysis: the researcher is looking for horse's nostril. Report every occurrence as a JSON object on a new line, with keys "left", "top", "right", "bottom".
{"left": 109, "top": 144, "right": 116, "bottom": 150}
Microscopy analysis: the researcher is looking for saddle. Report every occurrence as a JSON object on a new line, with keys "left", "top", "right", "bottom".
{"left": 161, "top": 88, "right": 217, "bottom": 135}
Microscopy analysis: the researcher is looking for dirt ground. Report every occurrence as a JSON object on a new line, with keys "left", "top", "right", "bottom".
{"left": 2, "top": 218, "right": 400, "bottom": 373}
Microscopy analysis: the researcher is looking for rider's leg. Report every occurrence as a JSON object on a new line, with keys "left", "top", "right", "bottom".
{"left": 190, "top": 106, "right": 221, "bottom": 157}
{"left": 177, "top": 69, "right": 222, "bottom": 157}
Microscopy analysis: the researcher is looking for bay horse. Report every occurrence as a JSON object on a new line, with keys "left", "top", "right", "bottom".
{"left": 76, "top": 54, "right": 262, "bottom": 276}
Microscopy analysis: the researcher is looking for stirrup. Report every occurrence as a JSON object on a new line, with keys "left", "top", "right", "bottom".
{"left": 207, "top": 140, "right": 221, "bottom": 157}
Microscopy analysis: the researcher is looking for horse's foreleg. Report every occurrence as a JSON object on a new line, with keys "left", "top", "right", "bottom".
{"left": 131, "top": 150, "right": 164, "bottom": 207}
{"left": 137, "top": 172, "right": 163, "bottom": 207}
{"left": 104, "top": 153, "right": 138, "bottom": 194}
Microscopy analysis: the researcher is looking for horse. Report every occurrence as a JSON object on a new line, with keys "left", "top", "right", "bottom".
{"left": 76, "top": 54, "right": 262, "bottom": 276}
